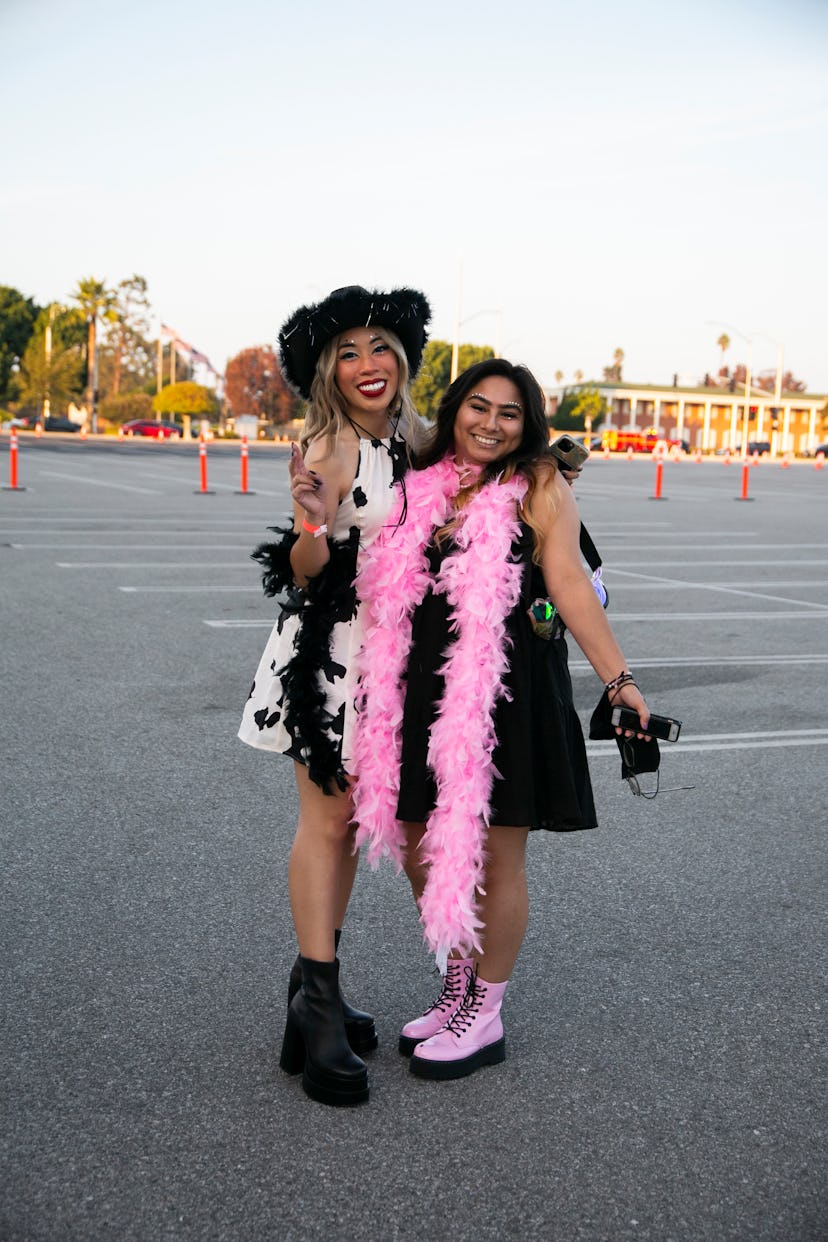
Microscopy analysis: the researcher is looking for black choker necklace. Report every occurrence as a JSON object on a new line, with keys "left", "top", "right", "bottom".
{"left": 345, "top": 412, "right": 400, "bottom": 443}
{"left": 344, "top": 412, "right": 406, "bottom": 483}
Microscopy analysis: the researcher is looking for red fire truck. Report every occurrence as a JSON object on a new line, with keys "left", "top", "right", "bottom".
{"left": 601, "top": 428, "right": 685, "bottom": 453}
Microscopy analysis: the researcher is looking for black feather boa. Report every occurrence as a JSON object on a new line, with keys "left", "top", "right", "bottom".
{"left": 251, "top": 524, "right": 360, "bottom": 794}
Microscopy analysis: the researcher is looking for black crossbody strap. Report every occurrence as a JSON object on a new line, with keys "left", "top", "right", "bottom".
{"left": 579, "top": 522, "right": 602, "bottom": 573}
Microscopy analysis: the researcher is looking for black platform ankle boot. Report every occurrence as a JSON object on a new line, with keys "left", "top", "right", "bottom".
{"left": 287, "top": 930, "right": 378, "bottom": 1055}
{"left": 279, "top": 956, "right": 369, "bottom": 1107}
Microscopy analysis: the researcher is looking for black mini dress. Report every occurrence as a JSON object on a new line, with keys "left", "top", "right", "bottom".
{"left": 396, "top": 525, "right": 597, "bottom": 832}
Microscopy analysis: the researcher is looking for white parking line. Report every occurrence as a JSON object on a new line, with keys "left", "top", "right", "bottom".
{"left": 604, "top": 581, "right": 826, "bottom": 590}
{"left": 57, "top": 562, "right": 251, "bottom": 569}
{"left": 602, "top": 544, "right": 828, "bottom": 552}
{"left": 205, "top": 620, "right": 277, "bottom": 627}
{"left": 588, "top": 728, "right": 828, "bottom": 755}
{"left": 11, "top": 543, "right": 258, "bottom": 550}
{"left": 610, "top": 568, "right": 828, "bottom": 610}
{"left": 570, "top": 654, "right": 828, "bottom": 670}
{"left": 38, "top": 470, "right": 161, "bottom": 495}
{"left": 119, "top": 585, "right": 260, "bottom": 592}
{"left": 607, "top": 559, "right": 828, "bottom": 567}
{"left": 606, "top": 611, "right": 828, "bottom": 620}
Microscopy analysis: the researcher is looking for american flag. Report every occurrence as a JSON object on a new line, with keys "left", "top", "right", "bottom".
{"left": 161, "top": 324, "right": 220, "bottom": 378}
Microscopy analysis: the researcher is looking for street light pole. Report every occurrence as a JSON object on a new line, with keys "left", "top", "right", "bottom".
{"left": 453, "top": 305, "right": 502, "bottom": 380}
{"left": 706, "top": 320, "right": 754, "bottom": 459}
{"left": 42, "top": 304, "right": 55, "bottom": 425}
{"left": 741, "top": 342, "right": 752, "bottom": 463}
{"left": 450, "top": 262, "right": 463, "bottom": 383}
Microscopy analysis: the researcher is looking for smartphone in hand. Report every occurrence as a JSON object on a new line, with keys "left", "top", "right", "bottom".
{"left": 611, "top": 707, "right": 682, "bottom": 743}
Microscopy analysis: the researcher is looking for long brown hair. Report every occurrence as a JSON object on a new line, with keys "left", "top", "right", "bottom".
{"left": 420, "top": 358, "right": 558, "bottom": 559}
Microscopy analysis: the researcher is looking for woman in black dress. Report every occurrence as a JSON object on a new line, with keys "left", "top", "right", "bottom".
{"left": 352, "top": 358, "right": 651, "bottom": 1081}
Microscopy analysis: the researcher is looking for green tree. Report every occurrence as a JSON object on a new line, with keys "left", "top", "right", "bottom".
{"left": 716, "top": 332, "right": 730, "bottom": 371}
{"left": 552, "top": 386, "right": 608, "bottom": 432}
{"left": 153, "top": 380, "right": 219, "bottom": 420}
{"left": 411, "top": 339, "right": 495, "bottom": 420}
{"left": 602, "top": 347, "right": 624, "bottom": 383}
{"left": 16, "top": 305, "right": 85, "bottom": 417}
{"left": 0, "top": 285, "right": 41, "bottom": 405}
{"left": 70, "top": 276, "right": 117, "bottom": 432}
{"left": 99, "top": 274, "right": 154, "bottom": 397}
{"left": 100, "top": 391, "right": 154, "bottom": 426}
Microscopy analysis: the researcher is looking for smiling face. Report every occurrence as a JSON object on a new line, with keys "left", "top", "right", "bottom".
{"left": 334, "top": 326, "right": 400, "bottom": 422}
{"left": 452, "top": 375, "right": 525, "bottom": 466}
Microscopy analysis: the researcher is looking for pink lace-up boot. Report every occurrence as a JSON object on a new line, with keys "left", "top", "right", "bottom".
{"left": 409, "top": 970, "right": 507, "bottom": 1080}
{"left": 398, "top": 958, "right": 474, "bottom": 1055}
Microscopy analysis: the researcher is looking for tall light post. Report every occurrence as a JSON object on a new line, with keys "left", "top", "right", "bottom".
{"left": 707, "top": 320, "right": 754, "bottom": 461}
{"left": 42, "top": 304, "right": 56, "bottom": 425}
{"left": 752, "top": 331, "right": 785, "bottom": 454}
{"left": 451, "top": 306, "right": 503, "bottom": 381}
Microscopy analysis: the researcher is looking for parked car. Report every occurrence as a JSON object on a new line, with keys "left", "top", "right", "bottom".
{"left": 2, "top": 411, "right": 44, "bottom": 429}
{"left": 803, "top": 442, "right": 828, "bottom": 458}
{"left": 121, "top": 419, "right": 181, "bottom": 439}
{"left": 43, "top": 417, "right": 83, "bottom": 432}
{"left": 715, "top": 441, "right": 771, "bottom": 456}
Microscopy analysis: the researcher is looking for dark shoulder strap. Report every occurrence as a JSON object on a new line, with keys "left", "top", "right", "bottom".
{"left": 579, "top": 522, "right": 601, "bottom": 572}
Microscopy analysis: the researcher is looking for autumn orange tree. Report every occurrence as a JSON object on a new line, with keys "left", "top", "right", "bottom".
{"left": 225, "top": 346, "right": 299, "bottom": 429}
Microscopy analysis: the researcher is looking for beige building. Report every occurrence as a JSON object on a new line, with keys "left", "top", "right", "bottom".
{"left": 553, "top": 381, "right": 827, "bottom": 455}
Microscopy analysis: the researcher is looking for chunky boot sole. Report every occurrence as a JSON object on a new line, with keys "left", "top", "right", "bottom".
{"left": 279, "top": 1015, "right": 369, "bottom": 1106}
{"left": 409, "top": 1036, "right": 506, "bottom": 1081}
{"left": 398, "top": 1033, "right": 424, "bottom": 1057}
{"left": 303, "top": 1061, "right": 369, "bottom": 1107}
{"left": 348, "top": 1020, "right": 379, "bottom": 1056}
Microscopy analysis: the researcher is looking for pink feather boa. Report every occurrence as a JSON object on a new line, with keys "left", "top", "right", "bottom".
{"left": 352, "top": 455, "right": 528, "bottom": 969}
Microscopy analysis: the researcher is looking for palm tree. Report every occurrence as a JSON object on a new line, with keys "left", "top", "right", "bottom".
{"left": 554, "top": 370, "right": 564, "bottom": 386}
{"left": 574, "top": 369, "right": 583, "bottom": 384}
{"left": 717, "top": 333, "right": 730, "bottom": 374}
{"left": 613, "top": 347, "right": 624, "bottom": 380}
{"left": 71, "top": 277, "right": 116, "bottom": 432}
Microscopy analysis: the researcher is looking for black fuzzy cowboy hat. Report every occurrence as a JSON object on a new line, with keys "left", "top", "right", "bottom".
{"left": 278, "top": 285, "right": 432, "bottom": 400}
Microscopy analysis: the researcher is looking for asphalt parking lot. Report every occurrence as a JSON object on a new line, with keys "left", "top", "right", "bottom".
{"left": 1, "top": 436, "right": 826, "bottom": 1242}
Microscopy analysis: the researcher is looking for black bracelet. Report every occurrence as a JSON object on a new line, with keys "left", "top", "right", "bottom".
{"left": 605, "top": 670, "right": 634, "bottom": 694}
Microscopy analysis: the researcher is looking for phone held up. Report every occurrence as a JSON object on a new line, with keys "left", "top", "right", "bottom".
{"left": 611, "top": 707, "right": 682, "bottom": 743}
{"left": 548, "top": 435, "right": 590, "bottom": 473}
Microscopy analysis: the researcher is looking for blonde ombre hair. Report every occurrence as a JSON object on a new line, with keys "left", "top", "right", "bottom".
{"left": 301, "top": 327, "right": 426, "bottom": 458}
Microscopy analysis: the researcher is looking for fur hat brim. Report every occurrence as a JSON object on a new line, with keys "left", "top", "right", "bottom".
{"left": 278, "top": 285, "right": 431, "bottom": 399}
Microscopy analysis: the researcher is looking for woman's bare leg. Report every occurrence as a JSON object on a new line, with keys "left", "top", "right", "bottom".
{"left": 288, "top": 762, "right": 358, "bottom": 961}
{"left": 474, "top": 826, "right": 530, "bottom": 982}
{"left": 403, "top": 821, "right": 524, "bottom": 972}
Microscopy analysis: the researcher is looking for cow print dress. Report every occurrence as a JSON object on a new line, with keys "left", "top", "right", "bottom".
{"left": 238, "top": 434, "right": 406, "bottom": 791}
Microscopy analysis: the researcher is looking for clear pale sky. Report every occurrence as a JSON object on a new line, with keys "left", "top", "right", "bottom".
{"left": 3, "top": 0, "right": 827, "bottom": 392}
